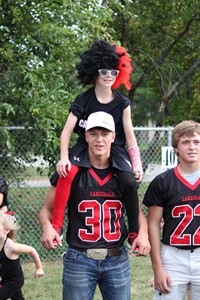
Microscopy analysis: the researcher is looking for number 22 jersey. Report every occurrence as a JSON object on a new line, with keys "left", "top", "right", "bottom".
{"left": 143, "top": 166, "right": 200, "bottom": 250}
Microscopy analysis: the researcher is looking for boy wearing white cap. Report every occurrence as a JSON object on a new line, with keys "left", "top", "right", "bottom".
{"left": 39, "top": 112, "right": 150, "bottom": 300}
{"left": 51, "top": 110, "right": 140, "bottom": 247}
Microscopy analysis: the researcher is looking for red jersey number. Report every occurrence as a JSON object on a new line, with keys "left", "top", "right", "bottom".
{"left": 78, "top": 200, "right": 122, "bottom": 242}
{"left": 170, "top": 204, "right": 200, "bottom": 246}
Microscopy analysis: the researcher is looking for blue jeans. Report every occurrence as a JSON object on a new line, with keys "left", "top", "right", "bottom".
{"left": 62, "top": 245, "right": 130, "bottom": 300}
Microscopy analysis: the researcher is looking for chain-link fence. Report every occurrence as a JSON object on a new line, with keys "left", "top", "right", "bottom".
{"left": 0, "top": 126, "right": 176, "bottom": 261}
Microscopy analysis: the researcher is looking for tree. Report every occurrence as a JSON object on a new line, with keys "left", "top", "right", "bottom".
{"left": 100, "top": 0, "right": 200, "bottom": 171}
{"left": 1, "top": 0, "right": 199, "bottom": 174}
{"left": 104, "top": 0, "right": 200, "bottom": 125}
{"left": 0, "top": 0, "right": 114, "bottom": 172}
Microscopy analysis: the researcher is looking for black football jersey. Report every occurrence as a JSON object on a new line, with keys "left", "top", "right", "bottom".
{"left": 69, "top": 87, "right": 131, "bottom": 146}
{"left": 143, "top": 166, "right": 200, "bottom": 249}
{"left": 56, "top": 166, "right": 128, "bottom": 249}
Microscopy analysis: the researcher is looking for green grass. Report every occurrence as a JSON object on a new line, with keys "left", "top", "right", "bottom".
{"left": 22, "top": 255, "right": 154, "bottom": 300}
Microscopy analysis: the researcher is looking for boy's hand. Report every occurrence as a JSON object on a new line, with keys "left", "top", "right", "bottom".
{"left": 130, "top": 233, "right": 150, "bottom": 256}
{"left": 40, "top": 225, "right": 62, "bottom": 250}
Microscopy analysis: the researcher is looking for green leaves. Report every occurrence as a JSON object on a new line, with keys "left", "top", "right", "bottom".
{"left": 1, "top": 0, "right": 199, "bottom": 171}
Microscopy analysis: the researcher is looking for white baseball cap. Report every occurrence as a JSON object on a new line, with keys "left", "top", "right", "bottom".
{"left": 86, "top": 111, "right": 115, "bottom": 132}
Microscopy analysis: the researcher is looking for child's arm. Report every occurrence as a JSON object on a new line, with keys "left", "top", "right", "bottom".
{"left": 0, "top": 192, "right": 3, "bottom": 206}
{"left": 8, "top": 241, "right": 44, "bottom": 278}
{"left": 56, "top": 112, "right": 78, "bottom": 177}
{"left": 122, "top": 106, "right": 143, "bottom": 182}
{"left": 5, "top": 239, "right": 44, "bottom": 278}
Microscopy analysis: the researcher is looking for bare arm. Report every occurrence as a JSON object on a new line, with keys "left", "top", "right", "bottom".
{"left": 0, "top": 193, "right": 3, "bottom": 206}
{"left": 122, "top": 106, "right": 138, "bottom": 148}
{"left": 6, "top": 240, "right": 44, "bottom": 278}
{"left": 56, "top": 112, "right": 78, "bottom": 177}
{"left": 130, "top": 201, "right": 150, "bottom": 256}
{"left": 0, "top": 193, "right": 7, "bottom": 212}
{"left": 39, "top": 186, "right": 62, "bottom": 249}
{"left": 122, "top": 106, "right": 143, "bottom": 182}
{"left": 148, "top": 205, "right": 172, "bottom": 293}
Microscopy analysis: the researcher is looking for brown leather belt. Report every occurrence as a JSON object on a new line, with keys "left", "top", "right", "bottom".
{"left": 84, "top": 248, "right": 122, "bottom": 260}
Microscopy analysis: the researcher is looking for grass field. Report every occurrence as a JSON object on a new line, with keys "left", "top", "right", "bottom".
{"left": 22, "top": 255, "right": 154, "bottom": 299}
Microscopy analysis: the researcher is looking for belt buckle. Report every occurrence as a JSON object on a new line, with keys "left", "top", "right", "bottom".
{"left": 86, "top": 248, "right": 108, "bottom": 260}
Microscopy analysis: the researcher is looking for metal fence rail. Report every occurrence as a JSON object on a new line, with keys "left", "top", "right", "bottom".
{"left": 0, "top": 126, "right": 175, "bottom": 261}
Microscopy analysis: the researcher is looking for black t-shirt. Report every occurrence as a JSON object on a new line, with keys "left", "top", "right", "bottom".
{"left": 70, "top": 87, "right": 131, "bottom": 146}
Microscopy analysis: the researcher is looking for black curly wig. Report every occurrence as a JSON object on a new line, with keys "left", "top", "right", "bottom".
{"left": 77, "top": 40, "right": 120, "bottom": 86}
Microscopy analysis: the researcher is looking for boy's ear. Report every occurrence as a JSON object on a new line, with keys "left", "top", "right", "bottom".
{"left": 174, "top": 148, "right": 179, "bottom": 157}
{"left": 111, "top": 132, "right": 116, "bottom": 143}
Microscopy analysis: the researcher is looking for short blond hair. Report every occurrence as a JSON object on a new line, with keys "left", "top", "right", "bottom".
{"left": 0, "top": 211, "right": 19, "bottom": 232}
{"left": 172, "top": 120, "right": 200, "bottom": 149}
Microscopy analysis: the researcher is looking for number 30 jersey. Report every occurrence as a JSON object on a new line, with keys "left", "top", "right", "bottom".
{"left": 143, "top": 166, "right": 200, "bottom": 250}
{"left": 57, "top": 166, "right": 128, "bottom": 250}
